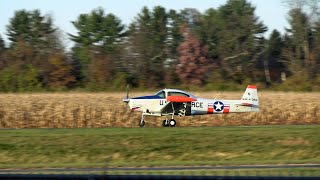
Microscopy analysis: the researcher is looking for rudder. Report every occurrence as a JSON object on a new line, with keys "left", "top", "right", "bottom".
{"left": 241, "top": 85, "right": 259, "bottom": 107}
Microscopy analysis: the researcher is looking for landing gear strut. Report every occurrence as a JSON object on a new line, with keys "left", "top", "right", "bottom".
{"left": 139, "top": 115, "right": 145, "bottom": 127}
{"left": 161, "top": 103, "right": 178, "bottom": 127}
{"left": 139, "top": 120, "right": 145, "bottom": 127}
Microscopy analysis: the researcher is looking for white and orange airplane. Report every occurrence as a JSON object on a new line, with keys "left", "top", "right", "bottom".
{"left": 123, "top": 85, "right": 259, "bottom": 127}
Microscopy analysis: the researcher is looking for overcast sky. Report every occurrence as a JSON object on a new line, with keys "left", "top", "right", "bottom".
{"left": 0, "top": 0, "right": 290, "bottom": 47}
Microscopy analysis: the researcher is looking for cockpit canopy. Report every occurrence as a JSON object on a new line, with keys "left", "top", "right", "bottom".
{"left": 155, "top": 89, "right": 196, "bottom": 99}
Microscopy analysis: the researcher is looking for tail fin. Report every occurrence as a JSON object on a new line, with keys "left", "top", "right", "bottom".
{"left": 240, "top": 85, "right": 259, "bottom": 107}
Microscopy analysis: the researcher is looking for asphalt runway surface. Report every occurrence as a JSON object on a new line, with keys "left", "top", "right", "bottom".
{"left": 1, "top": 164, "right": 319, "bottom": 173}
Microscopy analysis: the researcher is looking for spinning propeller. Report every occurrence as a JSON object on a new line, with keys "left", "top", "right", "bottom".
{"left": 123, "top": 84, "right": 130, "bottom": 104}
{"left": 126, "top": 84, "right": 130, "bottom": 99}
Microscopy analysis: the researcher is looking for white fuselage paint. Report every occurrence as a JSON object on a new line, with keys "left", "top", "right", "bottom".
{"left": 123, "top": 86, "right": 259, "bottom": 127}
{"left": 128, "top": 98, "right": 258, "bottom": 117}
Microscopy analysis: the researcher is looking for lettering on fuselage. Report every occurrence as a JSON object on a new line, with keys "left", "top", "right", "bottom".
{"left": 241, "top": 98, "right": 258, "bottom": 101}
{"left": 191, "top": 102, "right": 203, "bottom": 108}
{"left": 160, "top": 100, "right": 167, "bottom": 105}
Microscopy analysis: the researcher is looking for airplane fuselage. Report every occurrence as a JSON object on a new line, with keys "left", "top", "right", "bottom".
{"left": 129, "top": 98, "right": 258, "bottom": 117}
{"left": 124, "top": 86, "right": 259, "bottom": 127}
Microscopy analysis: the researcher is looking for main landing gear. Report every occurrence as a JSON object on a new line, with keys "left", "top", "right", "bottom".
{"left": 139, "top": 117, "right": 176, "bottom": 127}
{"left": 139, "top": 102, "right": 178, "bottom": 127}
{"left": 162, "top": 103, "right": 177, "bottom": 127}
{"left": 162, "top": 119, "right": 176, "bottom": 127}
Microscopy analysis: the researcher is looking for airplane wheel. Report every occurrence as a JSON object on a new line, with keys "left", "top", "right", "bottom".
{"left": 162, "top": 120, "right": 169, "bottom": 127}
{"left": 139, "top": 120, "right": 145, "bottom": 127}
{"left": 169, "top": 119, "right": 176, "bottom": 127}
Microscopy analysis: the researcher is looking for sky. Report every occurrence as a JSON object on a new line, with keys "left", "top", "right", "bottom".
{"left": 0, "top": 0, "right": 290, "bottom": 47}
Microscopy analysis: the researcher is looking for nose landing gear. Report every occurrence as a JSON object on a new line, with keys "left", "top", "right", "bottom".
{"left": 139, "top": 114, "right": 145, "bottom": 127}
{"left": 139, "top": 118, "right": 145, "bottom": 127}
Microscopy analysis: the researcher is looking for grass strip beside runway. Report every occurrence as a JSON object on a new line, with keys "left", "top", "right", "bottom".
{"left": 0, "top": 125, "right": 319, "bottom": 168}
{"left": 1, "top": 168, "right": 320, "bottom": 176}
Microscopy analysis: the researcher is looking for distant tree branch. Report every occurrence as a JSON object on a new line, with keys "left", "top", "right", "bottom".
{"left": 223, "top": 51, "right": 249, "bottom": 61}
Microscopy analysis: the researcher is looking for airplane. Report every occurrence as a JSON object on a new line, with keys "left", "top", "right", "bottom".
{"left": 123, "top": 85, "right": 259, "bottom": 127}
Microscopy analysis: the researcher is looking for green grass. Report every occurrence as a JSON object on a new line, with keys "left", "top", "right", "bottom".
{"left": 103, "top": 168, "right": 320, "bottom": 176}
{"left": 2, "top": 168, "right": 320, "bottom": 176}
{"left": 0, "top": 126, "right": 319, "bottom": 169}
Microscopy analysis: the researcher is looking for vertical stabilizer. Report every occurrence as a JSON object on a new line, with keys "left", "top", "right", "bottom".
{"left": 241, "top": 85, "right": 259, "bottom": 107}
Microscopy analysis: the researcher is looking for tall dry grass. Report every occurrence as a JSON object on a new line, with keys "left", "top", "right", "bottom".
{"left": 0, "top": 91, "right": 319, "bottom": 128}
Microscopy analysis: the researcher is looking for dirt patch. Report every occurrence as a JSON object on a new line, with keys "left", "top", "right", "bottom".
{"left": 277, "top": 137, "right": 311, "bottom": 146}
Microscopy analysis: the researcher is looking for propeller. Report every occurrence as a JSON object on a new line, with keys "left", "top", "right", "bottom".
{"left": 123, "top": 84, "right": 130, "bottom": 104}
{"left": 126, "top": 84, "right": 130, "bottom": 99}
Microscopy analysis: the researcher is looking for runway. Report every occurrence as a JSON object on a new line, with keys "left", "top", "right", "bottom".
{"left": 1, "top": 164, "right": 319, "bottom": 173}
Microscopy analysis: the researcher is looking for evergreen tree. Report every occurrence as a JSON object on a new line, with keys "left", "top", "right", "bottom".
{"left": 70, "top": 8, "right": 126, "bottom": 88}
{"left": 216, "top": 0, "right": 267, "bottom": 84}
{"left": 180, "top": 8, "right": 201, "bottom": 29}
{"left": 198, "top": 8, "right": 221, "bottom": 60}
{"left": 127, "top": 6, "right": 169, "bottom": 88}
{"left": 0, "top": 35, "right": 6, "bottom": 71}
{"left": 287, "top": 8, "right": 310, "bottom": 66}
{"left": 261, "top": 30, "right": 286, "bottom": 85}
{"left": 164, "top": 10, "right": 184, "bottom": 85}
{"left": 283, "top": 0, "right": 320, "bottom": 81}
{"left": 70, "top": 8, "right": 125, "bottom": 53}
{"left": 4, "top": 9, "right": 72, "bottom": 91}
{"left": 0, "top": 35, "right": 4, "bottom": 50}
{"left": 7, "top": 10, "right": 57, "bottom": 50}
{"left": 167, "top": 10, "right": 184, "bottom": 60}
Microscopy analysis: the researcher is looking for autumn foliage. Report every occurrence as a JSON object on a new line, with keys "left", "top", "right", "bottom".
{"left": 47, "top": 52, "right": 76, "bottom": 89}
{"left": 1, "top": 1, "right": 320, "bottom": 91}
{"left": 176, "top": 32, "right": 211, "bottom": 85}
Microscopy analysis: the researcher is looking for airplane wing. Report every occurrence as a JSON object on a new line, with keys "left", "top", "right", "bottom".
{"left": 160, "top": 96, "right": 196, "bottom": 115}
{"left": 166, "top": 96, "right": 196, "bottom": 103}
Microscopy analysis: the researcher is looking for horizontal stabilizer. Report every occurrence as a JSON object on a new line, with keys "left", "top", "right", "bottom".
{"left": 166, "top": 96, "right": 196, "bottom": 103}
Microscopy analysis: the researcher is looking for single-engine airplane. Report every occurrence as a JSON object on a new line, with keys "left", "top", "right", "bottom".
{"left": 123, "top": 85, "right": 259, "bottom": 127}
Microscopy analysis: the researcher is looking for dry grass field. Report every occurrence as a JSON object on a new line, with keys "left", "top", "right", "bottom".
{"left": 0, "top": 91, "right": 319, "bottom": 128}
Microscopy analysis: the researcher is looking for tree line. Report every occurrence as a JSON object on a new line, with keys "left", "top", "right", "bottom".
{"left": 0, "top": 0, "right": 320, "bottom": 92}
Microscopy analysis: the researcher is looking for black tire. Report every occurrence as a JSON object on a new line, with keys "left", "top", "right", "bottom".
{"left": 139, "top": 121, "right": 145, "bottom": 127}
{"left": 169, "top": 119, "right": 176, "bottom": 127}
{"left": 162, "top": 120, "right": 169, "bottom": 127}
